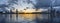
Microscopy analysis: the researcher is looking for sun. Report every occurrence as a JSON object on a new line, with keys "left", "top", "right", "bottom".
{"left": 23, "top": 9, "right": 35, "bottom": 13}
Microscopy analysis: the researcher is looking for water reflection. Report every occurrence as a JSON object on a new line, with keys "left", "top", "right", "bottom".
{"left": 0, "top": 14, "right": 59, "bottom": 23}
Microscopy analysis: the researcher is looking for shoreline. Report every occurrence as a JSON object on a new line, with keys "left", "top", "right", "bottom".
{"left": 0, "top": 12, "right": 50, "bottom": 14}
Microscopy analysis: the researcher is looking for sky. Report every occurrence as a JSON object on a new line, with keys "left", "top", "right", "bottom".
{"left": 0, "top": 0, "right": 8, "bottom": 4}
{"left": 0, "top": 0, "right": 60, "bottom": 12}
{"left": 0, "top": 0, "right": 37, "bottom": 12}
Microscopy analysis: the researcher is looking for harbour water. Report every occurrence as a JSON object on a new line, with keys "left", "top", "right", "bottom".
{"left": 0, "top": 14, "right": 60, "bottom": 23}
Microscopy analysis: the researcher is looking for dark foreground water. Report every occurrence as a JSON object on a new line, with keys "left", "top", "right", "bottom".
{"left": 0, "top": 14, "right": 60, "bottom": 23}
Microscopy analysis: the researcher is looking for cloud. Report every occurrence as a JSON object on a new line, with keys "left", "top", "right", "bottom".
{"left": 33, "top": 0, "right": 51, "bottom": 10}
{"left": 0, "top": 0, "right": 60, "bottom": 11}
{"left": 31, "top": 0, "right": 60, "bottom": 11}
